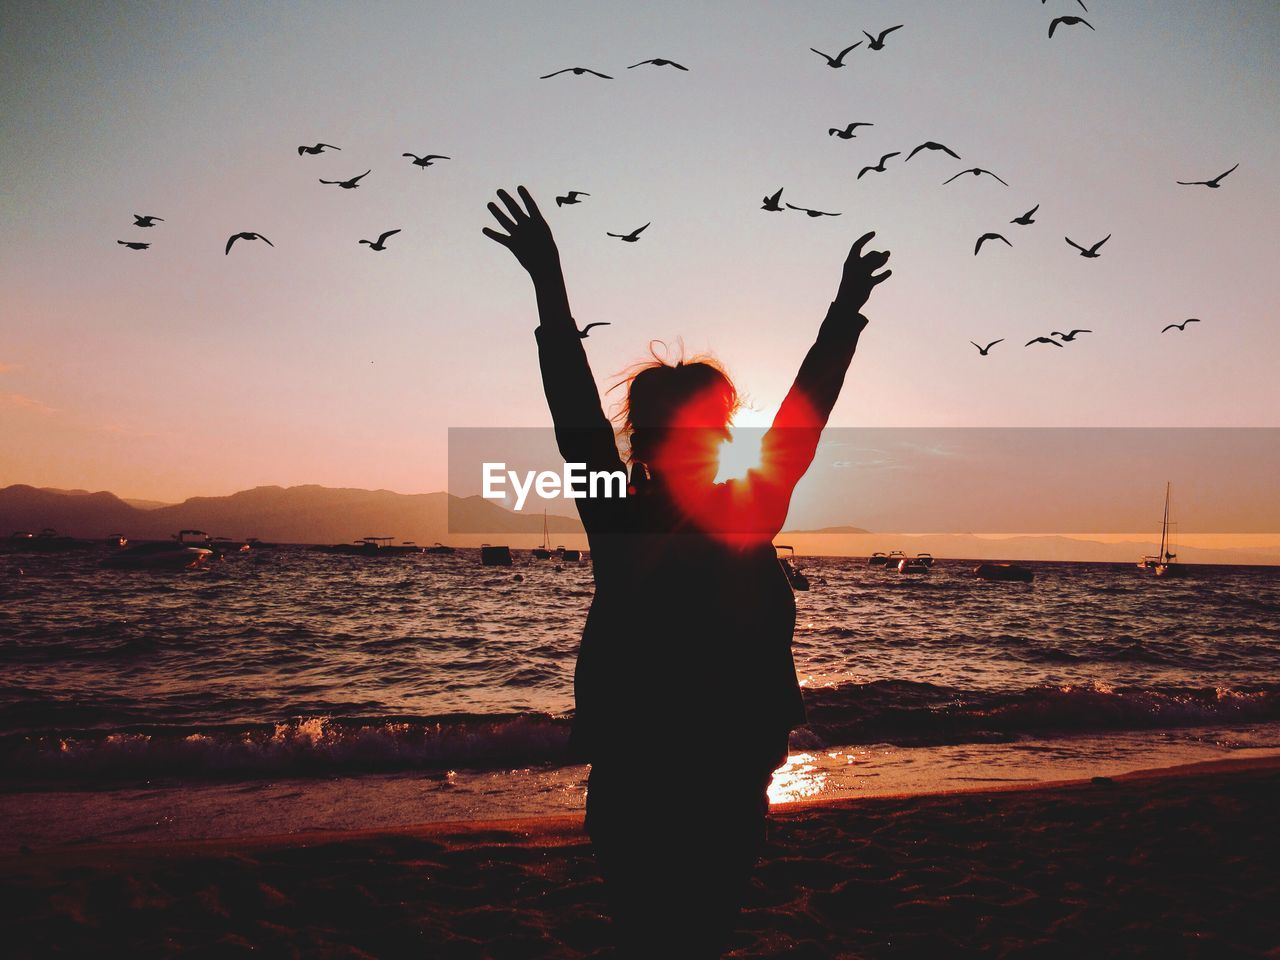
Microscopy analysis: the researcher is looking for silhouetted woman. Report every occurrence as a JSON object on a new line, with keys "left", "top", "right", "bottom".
{"left": 484, "top": 186, "right": 890, "bottom": 957}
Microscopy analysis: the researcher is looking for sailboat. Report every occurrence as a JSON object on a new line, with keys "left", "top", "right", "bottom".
{"left": 532, "top": 511, "right": 553, "bottom": 559}
{"left": 1138, "top": 482, "right": 1183, "bottom": 577}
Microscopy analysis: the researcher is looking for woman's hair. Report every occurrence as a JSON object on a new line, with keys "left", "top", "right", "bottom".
{"left": 610, "top": 341, "right": 740, "bottom": 466}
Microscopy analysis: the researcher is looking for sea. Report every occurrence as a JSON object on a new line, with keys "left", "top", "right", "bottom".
{"left": 2, "top": 546, "right": 1279, "bottom": 847}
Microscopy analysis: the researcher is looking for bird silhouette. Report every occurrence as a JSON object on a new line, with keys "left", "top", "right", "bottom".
{"left": 540, "top": 67, "right": 613, "bottom": 79}
{"left": 402, "top": 153, "right": 449, "bottom": 169}
{"left": 1162, "top": 318, "right": 1201, "bottom": 333}
{"left": 858, "top": 152, "right": 901, "bottom": 179}
{"left": 1026, "top": 336, "right": 1064, "bottom": 347}
{"left": 607, "top": 223, "right": 650, "bottom": 242}
{"left": 578, "top": 322, "right": 611, "bottom": 338}
{"left": 1049, "top": 16, "right": 1094, "bottom": 38}
{"left": 1052, "top": 329, "right": 1092, "bottom": 341}
{"left": 971, "top": 339, "right": 1004, "bottom": 356}
{"left": 1043, "top": 0, "right": 1088, "bottom": 10}
{"left": 359, "top": 229, "right": 401, "bottom": 251}
{"left": 785, "top": 203, "right": 841, "bottom": 218}
{"left": 975, "top": 232, "right": 1012, "bottom": 255}
{"left": 225, "top": 232, "right": 273, "bottom": 255}
{"left": 117, "top": 240, "right": 150, "bottom": 250}
{"left": 810, "top": 42, "right": 862, "bottom": 67}
{"left": 829, "top": 122, "right": 873, "bottom": 139}
{"left": 944, "top": 167, "right": 1009, "bottom": 186}
{"left": 1011, "top": 204, "right": 1040, "bottom": 225}
{"left": 298, "top": 142, "right": 341, "bottom": 156}
{"left": 319, "top": 170, "right": 370, "bottom": 189}
{"left": 556, "top": 191, "right": 590, "bottom": 206}
{"left": 1065, "top": 234, "right": 1110, "bottom": 258}
{"left": 132, "top": 215, "right": 164, "bottom": 227}
{"left": 863, "top": 25, "right": 904, "bottom": 50}
{"left": 1177, "top": 163, "right": 1239, "bottom": 188}
{"left": 761, "top": 188, "right": 785, "bottom": 211}
{"left": 628, "top": 58, "right": 688, "bottom": 70}
{"left": 905, "top": 141, "right": 961, "bottom": 162}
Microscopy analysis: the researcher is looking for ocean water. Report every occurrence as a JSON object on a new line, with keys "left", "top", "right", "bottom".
{"left": 2, "top": 546, "right": 1279, "bottom": 845}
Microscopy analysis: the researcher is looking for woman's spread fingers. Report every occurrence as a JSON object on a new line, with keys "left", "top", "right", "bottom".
{"left": 482, "top": 226, "right": 512, "bottom": 246}
{"left": 487, "top": 202, "right": 517, "bottom": 232}
{"left": 871, "top": 269, "right": 892, "bottom": 284}
{"left": 851, "top": 231, "right": 876, "bottom": 256}
{"left": 496, "top": 189, "right": 527, "bottom": 222}
{"left": 864, "top": 250, "right": 890, "bottom": 268}
{"left": 517, "top": 185, "right": 543, "bottom": 220}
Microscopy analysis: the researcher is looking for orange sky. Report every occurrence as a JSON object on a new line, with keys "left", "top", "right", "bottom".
{"left": 2, "top": 1, "right": 1277, "bottom": 519}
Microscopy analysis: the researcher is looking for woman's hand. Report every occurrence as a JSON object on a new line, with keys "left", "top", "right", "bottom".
{"left": 483, "top": 186, "right": 562, "bottom": 282}
{"left": 834, "top": 231, "right": 892, "bottom": 314}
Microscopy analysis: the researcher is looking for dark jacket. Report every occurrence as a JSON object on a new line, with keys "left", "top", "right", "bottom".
{"left": 536, "top": 303, "right": 866, "bottom": 772}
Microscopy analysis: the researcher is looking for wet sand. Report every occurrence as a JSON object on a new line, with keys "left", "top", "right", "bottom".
{"left": 2, "top": 756, "right": 1278, "bottom": 958}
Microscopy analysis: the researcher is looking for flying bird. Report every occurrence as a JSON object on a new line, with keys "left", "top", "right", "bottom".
{"left": 785, "top": 203, "right": 841, "bottom": 218}
{"left": 858, "top": 152, "right": 900, "bottom": 179}
{"left": 402, "top": 153, "right": 449, "bottom": 169}
{"left": 975, "top": 232, "right": 1012, "bottom": 255}
{"left": 298, "top": 142, "right": 341, "bottom": 156}
{"left": 970, "top": 339, "right": 1004, "bottom": 356}
{"left": 556, "top": 191, "right": 590, "bottom": 206}
{"left": 225, "top": 232, "right": 273, "bottom": 255}
{"left": 1162, "top": 318, "right": 1201, "bottom": 333}
{"left": 761, "top": 188, "right": 785, "bottom": 211}
{"left": 359, "top": 229, "right": 401, "bottom": 251}
{"left": 1011, "top": 204, "right": 1040, "bottom": 225}
{"left": 319, "top": 170, "right": 370, "bottom": 189}
{"left": 905, "top": 141, "right": 961, "bottom": 162}
{"left": 829, "top": 122, "right": 873, "bottom": 139}
{"left": 1052, "top": 329, "right": 1092, "bottom": 341}
{"left": 578, "top": 322, "right": 611, "bottom": 338}
{"left": 1043, "top": 0, "right": 1088, "bottom": 10}
{"left": 540, "top": 67, "right": 613, "bottom": 79}
{"left": 1026, "top": 336, "right": 1064, "bottom": 347}
{"left": 1065, "top": 234, "right": 1110, "bottom": 258}
{"left": 132, "top": 215, "right": 164, "bottom": 227}
{"left": 1176, "top": 163, "right": 1239, "bottom": 188}
{"left": 863, "top": 25, "right": 904, "bottom": 50}
{"left": 944, "top": 167, "right": 1009, "bottom": 186}
{"left": 1049, "top": 16, "right": 1094, "bottom": 38}
{"left": 607, "top": 223, "right": 650, "bottom": 242}
{"left": 117, "top": 240, "right": 150, "bottom": 250}
{"left": 810, "top": 42, "right": 862, "bottom": 67}
{"left": 628, "top": 58, "right": 688, "bottom": 70}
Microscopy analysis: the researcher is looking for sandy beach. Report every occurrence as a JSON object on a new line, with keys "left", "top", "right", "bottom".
{"left": 3, "top": 756, "right": 1277, "bottom": 958}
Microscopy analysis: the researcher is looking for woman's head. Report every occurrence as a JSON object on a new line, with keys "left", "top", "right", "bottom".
{"left": 614, "top": 343, "right": 739, "bottom": 484}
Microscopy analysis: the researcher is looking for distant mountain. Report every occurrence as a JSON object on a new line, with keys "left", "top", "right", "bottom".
{"left": 0, "top": 484, "right": 583, "bottom": 546}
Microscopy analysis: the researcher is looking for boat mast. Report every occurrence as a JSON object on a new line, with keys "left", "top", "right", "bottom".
{"left": 1160, "top": 482, "right": 1171, "bottom": 563}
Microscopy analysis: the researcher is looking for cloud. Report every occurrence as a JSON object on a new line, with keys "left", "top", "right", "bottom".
{"left": 1, "top": 392, "right": 57, "bottom": 414}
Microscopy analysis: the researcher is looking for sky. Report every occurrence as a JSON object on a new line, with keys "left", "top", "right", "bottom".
{"left": 2, "top": 0, "right": 1278, "bottom": 525}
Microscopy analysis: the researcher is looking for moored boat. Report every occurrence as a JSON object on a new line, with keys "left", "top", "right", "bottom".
{"left": 1139, "top": 482, "right": 1184, "bottom": 577}
{"left": 974, "top": 562, "right": 1034, "bottom": 583}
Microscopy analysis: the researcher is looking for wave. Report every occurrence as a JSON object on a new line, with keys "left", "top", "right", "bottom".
{"left": 0, "top": 713, "right": 573, "bottom": 788}
{"left": 797, "top": 679, "right": 1280, "bottom": 748}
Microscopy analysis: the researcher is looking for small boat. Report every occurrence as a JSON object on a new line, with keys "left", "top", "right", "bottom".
{"left": 877, "top": 550, "right": 906, "bottom": 570}
{"left": 897, "top": 556, "right": 930, "bottom": 574}
{"left": 100, "top": 530, "right": 213, "bottom": 571}
{"left": 557, "top": 545, "right": 582, "bottom": 562}
{"left": 532, "top": 512, "right": 553, "bottom": 559}
{"left": 915, "top": 553, "right": 934, "bottom": 568}
{"left": 9, "top": 528, "right": 93, "bottom": 552}
{"left": 105, "top": 534, "right": 128, "bottom": 548}
{"left": 1139, "top": 482, "right": 1184, "bottom": 577}
{"left": 974, "top": 562, "right": 1034, "bottom": 583}
{"left": 481, "top": 543, "right": 513, "bottom": 566}
{"left": 868, "top": 551, "right": 889, "bottom": 567}
{"left": 776, "top": 544, "right": 810, "bottom": 591}
{"left": 426, "top": 542, "right": 455, "bottom": 555}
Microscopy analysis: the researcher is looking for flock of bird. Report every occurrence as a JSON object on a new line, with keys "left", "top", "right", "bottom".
{"left": 113, "top": 8, "right": 1238, "bottom": 359}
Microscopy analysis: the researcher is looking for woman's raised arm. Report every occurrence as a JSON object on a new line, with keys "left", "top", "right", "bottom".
{"left": 483, "top": 186, "right": 624, "bottom": 476}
